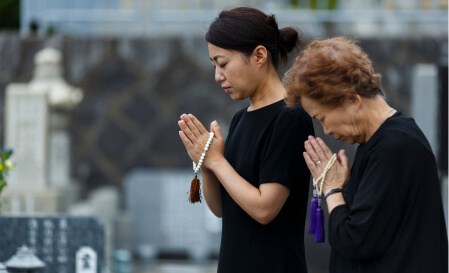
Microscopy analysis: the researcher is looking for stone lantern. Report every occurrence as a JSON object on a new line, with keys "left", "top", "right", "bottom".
{"left": 29, "top": 47, "right": 83, "bottom": 110}
{"left": 4, "top": 245, "right": 46, "bottom": 273}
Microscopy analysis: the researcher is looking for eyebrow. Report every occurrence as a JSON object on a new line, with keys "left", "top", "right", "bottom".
{"left": 209, "top": 55, "right": 226, "bottom": 62}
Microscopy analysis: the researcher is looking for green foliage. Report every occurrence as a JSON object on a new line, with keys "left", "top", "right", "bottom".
{"left": 0, "top": 147, "right": 14, "bottom": 210}
{"left": 0, "top": 0, "right": 20, "bottom": 30}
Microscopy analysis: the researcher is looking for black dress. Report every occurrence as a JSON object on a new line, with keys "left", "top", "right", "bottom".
{"left": 217, "top": 100, "right": 314, "bottom": 273}
{"left": 328, "top": 112, "right": 448, "bottom": 273}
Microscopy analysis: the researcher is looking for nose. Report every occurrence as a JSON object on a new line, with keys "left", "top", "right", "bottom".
{"left": 323, "top": 126, "right": 332, "bottom": 136}
{"left": 215, "top": 68, "right": 225, "bottom": 82}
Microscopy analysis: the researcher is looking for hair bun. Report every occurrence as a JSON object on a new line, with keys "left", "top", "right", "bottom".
{"left": 278, "top": 27, "right": 305, "bottom": 65}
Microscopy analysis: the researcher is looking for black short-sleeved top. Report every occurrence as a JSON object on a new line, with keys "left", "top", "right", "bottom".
{"left": 217, "top": 100, "right": 314, "bottom": 273}
{"left": 328, "top": 111, "right": 448, "bottom": 273}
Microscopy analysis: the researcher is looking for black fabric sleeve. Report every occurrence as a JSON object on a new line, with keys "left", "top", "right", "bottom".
{"left": 328, "top": 141, "right": 409, "bottom": 260}
{"left": 259, "top": 108, "right": 311, "bottom": 191}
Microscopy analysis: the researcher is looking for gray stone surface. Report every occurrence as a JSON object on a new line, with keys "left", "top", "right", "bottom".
{"left": 4, "top": 87, "right": 49, "bottom": 189}
{"left": 0, "top": 216, "right": 104, "bottom": 273}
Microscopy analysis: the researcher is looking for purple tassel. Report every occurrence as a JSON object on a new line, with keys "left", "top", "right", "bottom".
{"left": 308, "top": 187, "right": 318, "bottom": 234}
{"left": 315, "top": 198, "right": 325, "bottom": 243}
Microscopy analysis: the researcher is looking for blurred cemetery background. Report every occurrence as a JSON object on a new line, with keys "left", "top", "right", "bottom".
{"left": 0, "top": 0, "right": 447, "bottom": 273}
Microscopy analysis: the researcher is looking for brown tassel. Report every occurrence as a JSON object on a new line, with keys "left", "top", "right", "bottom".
{"left": 189, "top": 174, "right": 202, "bottom": 203}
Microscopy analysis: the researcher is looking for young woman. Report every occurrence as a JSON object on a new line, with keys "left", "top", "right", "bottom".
{"left": 178, "top": 7, "right": 313, "bottom": 273}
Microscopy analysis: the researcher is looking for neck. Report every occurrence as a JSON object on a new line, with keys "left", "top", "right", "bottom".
{"left": 247, "top": 70, "right": 285, "bottom": 111}
{"left": 361, "top": 96, "right": 395, "bottom": 143}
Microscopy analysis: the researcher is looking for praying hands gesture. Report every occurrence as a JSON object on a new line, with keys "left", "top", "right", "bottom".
{"left": 178, "top": 114, "right": 225, "bottom": 169}
{"left": 177, "top": 113, "right": 292, "bottom": 224}
{"left": 303, "top": 136, "right": 351, "bottom": 213}
{"left": 178, "top": 114, "right": 225, "bottom": 210}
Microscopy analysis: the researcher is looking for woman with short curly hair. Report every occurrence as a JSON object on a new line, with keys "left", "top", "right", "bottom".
{"left": 284, "top": 37, "right": 448, "bottom": 273}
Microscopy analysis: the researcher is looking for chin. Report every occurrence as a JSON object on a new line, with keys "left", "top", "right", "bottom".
{"left": 344, "top": 138, "right": 357, "bottom": 145}
{"left": 230, "top": 93, "right": 247, "bottom": 101}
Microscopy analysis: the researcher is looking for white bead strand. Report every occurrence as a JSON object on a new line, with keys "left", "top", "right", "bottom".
{"left": 313, "top": 153, "right": 338, "bottom": 196}
{"left": 193, "top": 132, "right": 214, "bottom": 173}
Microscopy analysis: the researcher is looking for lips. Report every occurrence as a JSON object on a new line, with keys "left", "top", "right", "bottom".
{"left": 222, "top": 86, "right": 231, "bottom": 93}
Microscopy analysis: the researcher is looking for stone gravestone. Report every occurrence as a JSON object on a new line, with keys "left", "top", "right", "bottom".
{"left": 4, "top": 86, "right": 49, "bottom": 190}
{"left": 2, "top": 47, "right": 83, "bottom": 214}
{"left": 0, "top": 216, "right": 103, "bottom": 273}
{"left": 2, "top": 86, "right": 61, "bottom": 213}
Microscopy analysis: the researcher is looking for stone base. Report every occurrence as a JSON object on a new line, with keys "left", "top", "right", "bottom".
{"left": 0, "top": 183, "right": 79, "bottom": 214}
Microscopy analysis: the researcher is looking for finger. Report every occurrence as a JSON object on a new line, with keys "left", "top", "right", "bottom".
{"left": 181, "top": 114, "right": 202, "bottom": 138}
{"left": 179, "top": 130, "right": 194, "bottom": 149}
{"left": 178, "top": 120, "right": 197, "bottom": 141}
{"left": 303, "top": 152, "right": 318, "bottom": 174}
{"left": 211, "top": 121, "right": 223, "bottom": 140}
{"left": 316, "top": 137, "right": 334, "bottom": 158}
{"left": 308, "top": 136, "right": 329, "bottom": 162}
{"left": 304, "top": 139, "right": 320, "bottom": 165}
{"left": 338, "top": 149, "right": 349, "bottom": 170}
{"left": 188, "top": 114, "right": 209, "bottom": 135}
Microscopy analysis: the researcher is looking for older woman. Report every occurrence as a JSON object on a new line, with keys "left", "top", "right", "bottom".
{"left": 283, "top": 37, "right": 448, "bottom": 273}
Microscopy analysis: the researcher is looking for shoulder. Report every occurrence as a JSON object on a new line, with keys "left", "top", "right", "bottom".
{"left": 275, "top": 103, "right": 312, "bottom": 124}
{"left": 367, "top": 112, "right": 433, "bottom": 159}
{"left": 273, "top": 103, "right": 313, "bottom": 134}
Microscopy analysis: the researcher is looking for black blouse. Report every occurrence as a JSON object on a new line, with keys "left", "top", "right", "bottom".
{"left": 217, "top": 100, "right": 314, "bottom": 273}
{"left": 329, "top": 112, "right": 448, "bottom": 273}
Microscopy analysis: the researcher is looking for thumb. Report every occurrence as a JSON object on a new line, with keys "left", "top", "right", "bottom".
{"left": 338, "top": 149, "right": 349, "bottom": 170}
{"left": 211, "top": 120, "right": 223, "bottom": 139}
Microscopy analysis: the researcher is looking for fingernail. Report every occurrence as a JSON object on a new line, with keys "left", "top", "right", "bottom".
{"left": 188, "top": 114, "right": 193, "bottom": 118}
{"left": 179, "top": 120, "right": 185, "bottom": 125}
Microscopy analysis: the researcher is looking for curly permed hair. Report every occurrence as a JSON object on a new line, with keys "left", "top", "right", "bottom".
{"left": 283, "top": 37, "right": 383, "bottom": 108}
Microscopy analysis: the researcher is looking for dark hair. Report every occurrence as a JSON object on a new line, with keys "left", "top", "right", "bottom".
{"left": 205, "top": 7, "right": 304, "bottom": 70}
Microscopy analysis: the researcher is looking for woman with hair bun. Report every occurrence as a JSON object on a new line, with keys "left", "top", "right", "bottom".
{"left": 178, "top": 7, "right": 313, "bottom": 273}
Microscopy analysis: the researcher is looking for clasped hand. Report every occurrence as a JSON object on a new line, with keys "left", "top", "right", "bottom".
{"left": 303, "top": 136, "right": 350, "bottom": 195}
{"left": 178, "top": 114, "right": 224, "bottom": 170}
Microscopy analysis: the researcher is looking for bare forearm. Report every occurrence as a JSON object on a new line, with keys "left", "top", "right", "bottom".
{"left": 201, "top": 167, "right": 222, "bottom": 217}
{"left": 209, "top": 158, "right": 288, "bottom": 225}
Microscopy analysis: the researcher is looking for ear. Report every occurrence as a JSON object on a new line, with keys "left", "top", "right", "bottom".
{"left": 252, "top": 45, "right": 268, "bottom": 67}
{"left": 353, "top": 94, "right": 363, "bottom": 111}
